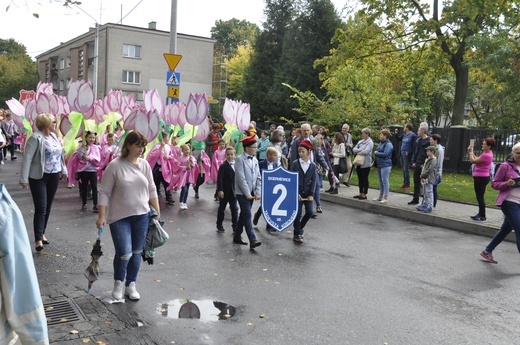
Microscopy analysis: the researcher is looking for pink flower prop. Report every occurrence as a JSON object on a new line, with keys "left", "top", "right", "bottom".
{"left": 36, "top": 92, "right": 52, "bottom": 115}
{"left": 193, "top": 117, "right": 210, "bottom": 141}
{"left": 236, "top": 102, "right": 251, "bottom": 131}
{"left": 60, "top": 115, "right": 72, "bottom": 136}
{"left": 177, "top": 105, "right": 188, "bottom": 128}
{"left": 36, "top": 82, "right": 53, "bottom": 96}
{"left": 164, "top": 102, "right": 186, "bottom": 126}
{"left": 104, "top": 90, "right": 122, "bottom": 114}
{"left": 222, "top": 98, "right": 237, "bottom": 125}
{"left": 121, "top": 94, "right": 136, "bottom": 121}
{"left": 67, "top": 80, "right": 95, "bottom": 114}
{"left": 25, "top": 101, "right": 38, "bottom": 125}
{"left": 6, "top": 98, "right": 25, "bottom": 118}
{"left": 92, "top": 99, "right": 106, "bottom": 123}
{"left": 186, "top": 93, "right": 208, "bottom": 126}
{"left": 143, "top": 89, "right": 165, "bottom": 119}
{"left": 124, "top": 106, "right": 160, "bottom": 142}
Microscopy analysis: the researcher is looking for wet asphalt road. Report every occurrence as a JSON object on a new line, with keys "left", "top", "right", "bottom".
{"left": 2, "top": 159, "right": 520, "bottom": 344}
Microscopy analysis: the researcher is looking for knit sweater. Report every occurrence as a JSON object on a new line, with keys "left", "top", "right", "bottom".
{"left": 98, "top": 157, "right": 157, "bottom": 224}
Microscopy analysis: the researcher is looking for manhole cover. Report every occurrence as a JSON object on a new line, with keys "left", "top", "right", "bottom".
{"left": 44, "top": 299, "right": 87, "bottom": 326}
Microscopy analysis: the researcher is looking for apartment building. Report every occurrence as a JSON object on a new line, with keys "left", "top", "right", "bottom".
{"left": 36, "top": 22, "right": 215, "bottom": 102}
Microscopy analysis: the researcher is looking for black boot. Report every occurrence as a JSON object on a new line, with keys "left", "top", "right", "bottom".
{"left": 325, "top": 186, "right": 334, "bottom": 193}
{"left": 330, "top": 187, "right": 338, "bottom": 195}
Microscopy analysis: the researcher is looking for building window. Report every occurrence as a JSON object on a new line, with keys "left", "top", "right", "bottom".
{"left": 66, "top": 78, "right": 71, "bottom": 88}
{"left": 66, "top": 56, "right": 71, "bottom": 68}
{"left": 122, "top": 70, "right": 141, "bottom": 84}
{"left": 59, "top": 58, "right": 65, "bottom": 70}
{"left": 123, "top": 44, "right": 141, "bottom": 58}
{"left": 59, "top": 80, "right": 65, "bottom": 91}
{"left": 78, "top": 50, "right": 84, "bottom": 78}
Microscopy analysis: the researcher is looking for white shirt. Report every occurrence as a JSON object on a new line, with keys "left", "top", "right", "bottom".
{"left": 299, "top": 158, "right": 310, "bottom": 173}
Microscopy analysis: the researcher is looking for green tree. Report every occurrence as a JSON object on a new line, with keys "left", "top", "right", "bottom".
{"left": 270, "top": 0, "right": 342, "bottom": 122}
{"left": 244, "top": 0, "right": 297, "bottom": 120}
{"left": 466, "top": 32, "right": 520, "bottom": 128}
{"left": 0, "top": 39, "right": 39, "bottom": 108}
{"left": 226, "top": 44, "right": 254, "bottom": 100}
{"left": 210, "top": 19, "right": 259, "bottom": 58}
{"left": 359, "top": 0, "right": 520, "bottom": 126}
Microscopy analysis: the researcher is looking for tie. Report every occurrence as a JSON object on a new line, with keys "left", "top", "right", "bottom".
{"left": 247, "top": 156, "right": 254, "bottom": 159}
{"left": 229, "top": 162, "right": 234, "bottom": 166}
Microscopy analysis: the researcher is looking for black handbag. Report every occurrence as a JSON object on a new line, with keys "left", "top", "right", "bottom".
{"left": 338, "top": 157, "right": 348, "bottom": 173}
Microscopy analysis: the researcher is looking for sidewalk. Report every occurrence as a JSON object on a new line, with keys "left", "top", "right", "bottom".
{"left": 320, "top": 183, "right": 512, "bottom": 241}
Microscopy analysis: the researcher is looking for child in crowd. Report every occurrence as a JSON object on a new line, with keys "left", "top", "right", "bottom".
{"left": 99, "top": 133, "right": 119, "bottom": 179}
{"left": 147, "top": 131, "right": 174, "bottom": 204}
{"left": 75, "top": 131, "right": 101, "bottom": 212}
{"left": 253, "top": 146, "right": 279, "bottom": 232}
{"left": 417, "top": 146, "right": 438, "bottom": 213}
{"left": 210, "top": 139, "right": 227, "bottom": 200}
{"left": 173, "top": 144, "right": 198, "bottom": 210}
{"left": 216, "top": 147, "right": 239, "bottom": 232}
{"left": 291, "top": 140, "right": 317, "bottom": 244}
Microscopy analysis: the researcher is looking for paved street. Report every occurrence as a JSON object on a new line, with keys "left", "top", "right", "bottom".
{"left": 2, "top": 158, "right": 520, "bottom": 344}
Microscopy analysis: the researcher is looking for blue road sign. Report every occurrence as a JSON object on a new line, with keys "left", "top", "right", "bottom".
{"left": 261, "top": 167, "right": 299, "bottom": 231}
{"left": 166, "top": 71, "right": 181, "bottom": 86}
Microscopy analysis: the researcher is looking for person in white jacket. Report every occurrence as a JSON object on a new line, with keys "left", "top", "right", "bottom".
{"left": 0, "top": 183, "right": 49, "bottom": 345}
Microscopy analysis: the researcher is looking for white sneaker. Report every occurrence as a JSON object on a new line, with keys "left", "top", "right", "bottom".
{"left": 380, "top": 199, "right": 389, "bottom": 204}
{"left": 372, "top": 197, "right": 382, "bottom": 201}
{"left": 125, "top": 282, "right": 140, "bottom": 300}
{"left": 180, "top": 203, "right": 188, "bottom": 210}
{"left": 112, "top": 280, "right": 124, "bottom": 300}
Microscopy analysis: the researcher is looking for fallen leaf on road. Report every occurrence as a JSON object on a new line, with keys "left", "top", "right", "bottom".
{"left": 259, "top": 314, "right": 266, "bottom": 318}
{"left": 154, "top": 279, "right": 161, "bottom": 282}
{"left": 60, "top": 318, "right": 68, "bottom": 322}
{"left": 70, "top": 330, "right": 79, "bottom": 334}
{"left": 82, "top": 339, "right": 90, "bottom": 343}
{"left": 247, "top": 322, "right": 253, "bottom": 326}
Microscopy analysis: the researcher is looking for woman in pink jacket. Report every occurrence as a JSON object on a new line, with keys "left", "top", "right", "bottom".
{"left": 480, "top": 142, "right": 520, "bottom": 264}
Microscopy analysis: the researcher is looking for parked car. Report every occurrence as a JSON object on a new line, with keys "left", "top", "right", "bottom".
{"left": 501, "top": 134, "right": 519, "bottom": 147}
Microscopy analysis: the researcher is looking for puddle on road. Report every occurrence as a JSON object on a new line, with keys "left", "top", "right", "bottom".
{"left": 159, "top": 299, "right": 236, "bottom": 321}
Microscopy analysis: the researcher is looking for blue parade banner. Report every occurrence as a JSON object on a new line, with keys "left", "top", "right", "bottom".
{"left": 261, "top": 166, "right": 299, "bottom": 231}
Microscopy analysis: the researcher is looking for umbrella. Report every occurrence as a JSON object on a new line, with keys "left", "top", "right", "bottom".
{"left": 84, "top": 226, "right": 104, "bottom": 294}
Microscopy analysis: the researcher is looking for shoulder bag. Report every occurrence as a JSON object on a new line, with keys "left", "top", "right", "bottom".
{"left": 353, "top": 154, "right": 365, "bottom": 166}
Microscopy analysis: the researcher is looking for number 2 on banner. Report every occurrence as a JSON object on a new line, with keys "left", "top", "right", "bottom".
{"left": 271, "top": 184, "right": 287, "bottom": 216}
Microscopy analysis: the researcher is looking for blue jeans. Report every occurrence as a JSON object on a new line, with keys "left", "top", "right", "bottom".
{"left": 400, "top": 154, "right": 410, "bottom": 186}
{"left": 294, "top": 200, "right": 314, "bottom": 237}
{"left": 29, "top": 173, "right": 60, "bottom": 242}
{"left": 486, "top": 201, "right": 520, "bottom": 253}
{"left": 109, "top": 213, "right": 149, "bottom": 284}
{"left": 422, "top": 183, "right": 433, "bottom": 208}
{"left": 377, "top": 166, "right": 391, "bottom": 196}
{"left": 235, "top": 195, "right": 256, "bottom": 242}
{"left": 180, "top": 183, "right": 190, "bottom": 203}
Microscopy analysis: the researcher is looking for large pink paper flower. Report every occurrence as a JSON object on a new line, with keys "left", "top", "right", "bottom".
{"left": 186, "top": 93, "right": 208, "bottom": 126}
{"left": 222, "top": 98, "right": 237, "bottom": 125}
{"left": 164, "top": 102, "right": 186, "bottom": 126}
{"left": 67, "top": 80, "right": 95, "bottom": 114}
{"left": 193, "top": 117, "right": 210, "bottom": 141}
{"left": 121, "top": 94, "right": 136, "bottom": 121}
{"left": 143, "top": 89, "right": 165, "bottom": 120}
{"left": 124, "top": 106, "right": 160, "bottom": 142}
{"left": 104, "top": 90, "right": 122, "bottom": 114}
{"left": 236, "top": 101, "right": 251, "bottom": 131}
{"left": 6, "top": 98, "right": 25, "bottom": 127}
